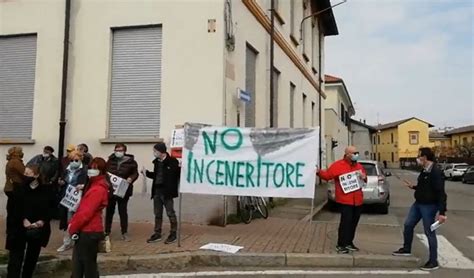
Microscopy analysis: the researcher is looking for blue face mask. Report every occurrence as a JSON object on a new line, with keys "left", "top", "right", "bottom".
{"left": 351, "top": 153, "right": 359, "bottom": 162}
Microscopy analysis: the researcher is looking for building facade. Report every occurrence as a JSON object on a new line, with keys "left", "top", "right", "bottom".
{"left": 372, "top": 118, "right": 434, "bottom": 168}
{"left": 323, "top": 74, "right": 354, "bottom": 165}
{"left": 0, "top": 0, "right": 339, "bottom": 224}
{"left": 350, "top": 119, "right": 376, "bottom": 161}
{"left": 444, "top": 125, "right": 474, "bottom": 147}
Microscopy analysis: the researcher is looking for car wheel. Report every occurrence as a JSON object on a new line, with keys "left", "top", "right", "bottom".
{"left": 378, "top": 196, "right": 389, "bottom": 215}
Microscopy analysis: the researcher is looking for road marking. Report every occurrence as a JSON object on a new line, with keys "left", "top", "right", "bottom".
{"left": 103, "top": 270, "right": 429, "bottom": 277}
{"left": 417, "top": 234, "right": 474, "bottom": 269}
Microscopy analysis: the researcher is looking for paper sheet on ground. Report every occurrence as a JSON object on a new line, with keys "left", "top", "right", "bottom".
{"left": 199, "top": 243, "right": 244, "bottom": 254}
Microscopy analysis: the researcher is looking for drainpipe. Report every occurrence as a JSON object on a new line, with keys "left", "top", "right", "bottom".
{"left": 269, "top": 0, "right": 275, "bottom": 206}
{"left": 318, "top": 31, "right": 322, "bottom": 175}
{"left": 58, "top": 0, "right": 71, "bottom": 159}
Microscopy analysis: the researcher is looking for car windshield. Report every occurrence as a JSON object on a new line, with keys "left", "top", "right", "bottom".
{"left": 455, "top": 165, "right": 469, "bottom": 170}
{"left": 361, "top": 163, "right": 378, "bottom": 176}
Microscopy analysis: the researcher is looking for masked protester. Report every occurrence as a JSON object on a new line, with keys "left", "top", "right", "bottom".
{"left": 57, "top": 150, "right": 88, "bottom": 252}
{"left": 69, "top": 157, "right": 109, "bottom": 278}
{"left": 77, "top": 143, "right": 93, "bottom": 167}
{"left": 26, "top": 146, "right": 59, "bottom": 186}
{"left": 4, "top": 146, "right": 26, "bottom": 197}
{"left": 393, "top": 147, "right": 447, "bottom": 271}
{"left": 143, "top": 143, "right": 180, "bottom": 244}
{"left": 317, "top": 146, "right": 367, "bottom": 254}
{"left": 6, "top": 165, "right": 55, "bottom": 278}
{"left": 105, "top": 143, "right": 138, "bottom": 241}
{"left": 60, "top": 144, "right": 76, "bottom": 177}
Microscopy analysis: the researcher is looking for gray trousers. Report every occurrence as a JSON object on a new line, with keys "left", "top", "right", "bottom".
{"left": 153, "top": 192, "right": 178, "bottom": 234}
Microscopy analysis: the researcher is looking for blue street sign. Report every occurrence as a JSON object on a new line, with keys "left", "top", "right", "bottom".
{"left": 238, "top": 89, "right": 251, "bottom": 103}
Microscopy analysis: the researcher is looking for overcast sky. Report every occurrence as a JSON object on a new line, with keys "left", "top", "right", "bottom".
{"left": 325, "top": 0, "right": 473, "bottom": 128}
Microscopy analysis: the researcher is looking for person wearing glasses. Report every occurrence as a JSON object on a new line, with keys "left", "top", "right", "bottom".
{"left": 317, "top": 146, "right": 367, "bottom": 254}
{"left": 57, "top": 150, "right": 88, "bottom": 252}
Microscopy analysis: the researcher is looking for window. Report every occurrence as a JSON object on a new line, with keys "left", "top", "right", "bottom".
{"left": 454, "top": 140, "right": 458, "bottom": 146}
{"left": 472, "top": 136, "right": 474, "bottom": 143}
{"left": 462, "top": 137, "right": 468, "bottom": 145}
{"left": 378, "top": 153, "right": 381, "bottom": 162}
{"left": 302, "top": 0, "right": 309, "bottom": 60}
{"left": 373, "top": 135, "right": 376, "bottom": 145}
{"left": 245, "top": 44, "right": 258, "bottom": 127}
{"left": 290, "top": 0, "right": 297, "bottom": 43}
{"left": 340, "top": 103, "right": 345, "bottom": 122}
{"left": 391, "top": 152, "right": 394, "bottom": 163}
{"left": 311, "top": 101, "right": 315, "bottom": 126}
{"left": 0, "top": 35, "right": 37, "bottom": 140}
{"left": 290, "top": 83, "right": 295, "bottom": 127}
{"left": 270, "top": 68, "right": 280, "bottom": 127}
{"left": 378, "top": 135, "right": 381, "bottom": 145}
{"left": 391, "top": 133, "right": 394, "bottom": 144}
{"left": 361, "top": 163, "right": 377, "bottom": 176}
{"left": 311, "top": 24, "right": 319, "bottom": 72}
{"left": 302, "top": 93, "right": 307, "bottom": 127}
{"left": 109, "top": 27, "right": 162, "bottom": 138}
{"left": 409, "top": 132, "right": 419, "bottom": 145}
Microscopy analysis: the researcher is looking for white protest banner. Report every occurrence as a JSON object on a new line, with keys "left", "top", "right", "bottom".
{"left": 180, "top": 123, "right": 319, "bottom": 198}
{"left": 108, "top": 173, "right": 130, "bottom": 198}
{"left": 339, "top": 171, "right": 363, "bottom": 194}
{"left": 60, "top": 185, "right": 82, "bottom": 211}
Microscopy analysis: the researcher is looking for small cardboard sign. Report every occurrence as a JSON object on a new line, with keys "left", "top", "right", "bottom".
{"left": 339, "top": 171, "right": 363, "bottom": 194}
{"left": 60, "top": 185, "right": 82, "bottom": 211}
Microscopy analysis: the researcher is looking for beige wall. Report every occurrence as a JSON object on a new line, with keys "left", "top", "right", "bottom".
{"left": 0, "top": 0, "right": 65, "bottom": 185}
{"left": 1, "top": 0, "right": 328, "bottom": 224}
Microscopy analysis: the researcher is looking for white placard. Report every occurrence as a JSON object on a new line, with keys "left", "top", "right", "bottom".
{"left": 60, "top": 185, "right": 82, "bottom": 211}
{"left": 108, "top": 172, "right": 130, "bottom": 198}
{"left": 171, "top": 128, "right": 185, "bottom": 148}
{"left": 339, "top": 171, "right": 363, "bottom": 194}
{"left": 180, "top": 124, "right": 319, "bottom": 199}
{"left": 199, "top": 243, "right": 244, "bottom": 254}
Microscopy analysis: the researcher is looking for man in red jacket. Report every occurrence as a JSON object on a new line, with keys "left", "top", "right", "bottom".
{"left": 317, "top": 146, "right": 367, "bottom": 254}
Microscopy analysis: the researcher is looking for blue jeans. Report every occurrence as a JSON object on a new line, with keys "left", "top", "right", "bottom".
{"left": 403, "top": 202, "right": 438, "bottom": 263}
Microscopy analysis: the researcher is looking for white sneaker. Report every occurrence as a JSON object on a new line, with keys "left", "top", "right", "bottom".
{"left": 57, "top": 244, "right": 72, "bottom": 252}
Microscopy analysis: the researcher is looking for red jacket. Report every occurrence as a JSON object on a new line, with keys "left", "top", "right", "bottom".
{"left": 69, "top": 175, "right": 109, "bottom": 235}
{"left": 318, "top": 159, "right": 367, "bottom": 206}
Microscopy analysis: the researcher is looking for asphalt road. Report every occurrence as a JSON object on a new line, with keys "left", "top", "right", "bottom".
{"left": 98, "top": 169, "right": 474, "bottom": 277}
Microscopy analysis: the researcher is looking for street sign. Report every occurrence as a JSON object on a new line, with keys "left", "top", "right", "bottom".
{"left": 237, "top": 88, "right": 251, "bottom": 103}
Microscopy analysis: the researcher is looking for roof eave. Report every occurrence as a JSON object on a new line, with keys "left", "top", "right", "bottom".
{"left": 312, "top": 0, "right": 339, "bottom": 36}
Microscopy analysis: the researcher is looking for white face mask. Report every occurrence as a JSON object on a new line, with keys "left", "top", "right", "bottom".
{"left": 43, "top": 153, "right": 50, "bottom": 158}
{"left": 70, "top": 161, "right": 81, "bottom": 169}
{"left": 87, "top": 169, "right": 100, "bottom": 177}
{"left": 416, "top": 158, "right": 423, "bottom": 166}
{"left": 115, "top": 151, "right": 124, "bottom": 158}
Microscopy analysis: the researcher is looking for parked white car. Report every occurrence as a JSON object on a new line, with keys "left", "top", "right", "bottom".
{"left": 443, "top": 163, "right": 469, "bottom": 180}
{"left": 327, "top": 160, "right": 391, "bottom": 214}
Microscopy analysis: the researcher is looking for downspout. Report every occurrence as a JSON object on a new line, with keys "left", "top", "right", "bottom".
{"left": 318, "top": 30, "right": 323, "bottom": 174}
{"left": 269, "top": 0, "right": 275, "bottom": 206}
{"left": 58, "top": 0, "right": 71, "bottom": 159}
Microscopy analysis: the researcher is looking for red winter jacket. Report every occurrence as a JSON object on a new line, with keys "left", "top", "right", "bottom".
{"left": 69, "top": 175, "right": 109, "bottom": 235}
{"left": 318, "top": 159, "right": 367, "bottom": 206}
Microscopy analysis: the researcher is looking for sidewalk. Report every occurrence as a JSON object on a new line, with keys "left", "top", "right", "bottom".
{"left": 0, "top": 214, "right": 403, "bottom": 258}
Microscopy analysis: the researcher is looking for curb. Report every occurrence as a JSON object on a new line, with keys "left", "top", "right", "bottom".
{"left": 0, "top": 251, "right": 419, "bottom": 276}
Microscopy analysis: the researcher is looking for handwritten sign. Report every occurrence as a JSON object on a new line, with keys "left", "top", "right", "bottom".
{"left": 108, "top": 173, "right": 130, "bottom": 198}
{"left": 200, "top": 243, "right": 244, "bottom": 254}
{"left": 170, "top": 128, "right": 185, "bottom": 148}
{"left": 180, "top": 123, "right": 319, "bottom": 199}
{"left": 339, "top": 171, "right": 363, "bottom": 194}
{"left": 60, "top": 185, "right": 82, "bottom": 211}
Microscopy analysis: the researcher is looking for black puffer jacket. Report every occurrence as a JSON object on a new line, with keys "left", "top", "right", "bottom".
{"left": 415, "top": 164, "right": 447, "bottom": 215}
{"left": 146, "top": 154, "right": 180, "bottom": 199}
{"left": 106, "top": 154, "right": 139, "bottom": 198}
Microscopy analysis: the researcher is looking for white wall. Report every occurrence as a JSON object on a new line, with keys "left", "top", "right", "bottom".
{"left": 0, "top": 0, "right": 65, "bottom": 187}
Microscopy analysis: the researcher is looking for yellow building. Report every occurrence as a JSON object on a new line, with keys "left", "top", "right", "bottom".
{"left": 429, "top": 131, "right": 451, "bottom": 148}
{"left": 444, "top": 125, "right": 474, "bottom": 146}
{"left": 372, "top": 118, "right": 434, "bottom": 168}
